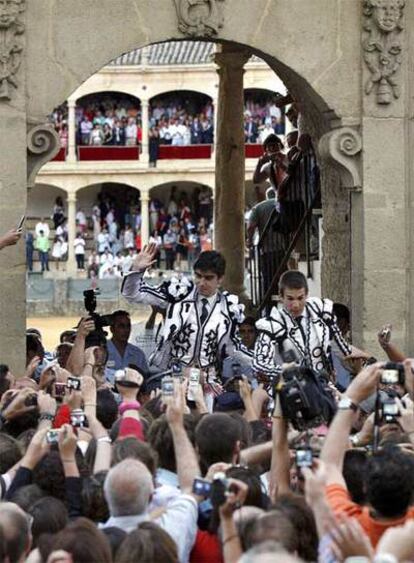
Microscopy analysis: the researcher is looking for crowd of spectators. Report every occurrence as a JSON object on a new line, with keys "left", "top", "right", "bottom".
{"left": 27, "top": 187, "right": 215, "bottom": 277}
{"left": 88, "top": 186, "right": 214, "bottom": 278}
{"left": 49, "top": 93, "right": 285, "bottom": 155}
{"left": 2, "top": 252, "right": 414, "bottom": 563}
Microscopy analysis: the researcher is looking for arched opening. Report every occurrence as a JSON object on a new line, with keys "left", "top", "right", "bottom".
{"left": 149, "top": 90, "right": 213, "bottom": 146}
{"left": 34, "top": 39, "right": 346, "bottom": 310}
{"left": 27, "top": 183, "right": 69, "bottom": 273}
{"left": 243, "top": 87, "right": 287, "bottom": 143}
{"left": 149, "top": 180, "right": 213, "bottom": 272}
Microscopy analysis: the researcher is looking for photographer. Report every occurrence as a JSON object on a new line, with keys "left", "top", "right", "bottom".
{"left": 320, "top": 361, "right": 414, "bottom": 547}
{"left": 105, "top": 310, "right": 148, "bottom": 385}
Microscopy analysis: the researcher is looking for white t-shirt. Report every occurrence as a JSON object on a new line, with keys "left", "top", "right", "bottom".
{"left": 74, "top": 237, "right": 85, "bottom": 255}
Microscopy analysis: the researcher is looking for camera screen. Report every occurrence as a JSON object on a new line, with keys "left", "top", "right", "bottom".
{"left": 189, "top": 369, "right": 200, "bottom": 384}
{"left": 71, "top": 412, "right": 85, "bottom": 427}
{"left": 114, "top": 370, "right": 126, "bottom": 381}
{"left": 383, "top": 401, "right": 399, "bottom": 415}
{"left": 381, "top": 369, "right": 399, "bottom": 384}
{"left": 67, "top": 377, "right": 81, "bottom": 390}
{"left": 192, "top": 478, "right": 211, "bottom": 497}
{"left": 46, "top": 430, "right": 60, "bottom": 444}
{"left": 296, "top": 449, "right": 313, "bottom": 468}
{"left": 162, "top": 379, "right": 174, "bottom": 396}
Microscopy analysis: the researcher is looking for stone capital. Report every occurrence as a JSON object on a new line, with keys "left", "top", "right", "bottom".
{"left": 214, "top": 48, "right": 250, "bottom": 71}
{"left": 67, "top": 193, "right": 77, "bottom": 204}
{"left": 318, "top": 126, "right": 362, "bottom": 191}
{"left": 27, "top": 123, "right": 60, "bottom": 189}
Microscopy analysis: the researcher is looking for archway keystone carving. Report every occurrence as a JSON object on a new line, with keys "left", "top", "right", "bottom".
{"left": 174, "top": 0, "right": 224, "bottom": 37}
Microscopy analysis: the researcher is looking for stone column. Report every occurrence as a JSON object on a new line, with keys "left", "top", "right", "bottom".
{"left": 214, "top": 45, "right": 250, "bottom": 298}
{"left": 141, "top": 99, "right": 149, "bottom": 164}
{"left": 66, "top": 193, "right": 78, "bottom": 274}
{"left": 67, "top": 98, "right": 77, "bottom": 162}
{"left": 140, "top": 190, "right": 150, "bottom": 247}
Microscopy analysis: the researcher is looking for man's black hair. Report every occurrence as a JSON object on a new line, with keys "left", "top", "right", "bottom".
{"left": 195, "top": 413, "right": 241, "bottom": 475}
{"left": 278, "top": 270, "right": 308, "bottom": 296}
{"left": 193, "top": 251, "right": 226, "bottom": 278}
{"left": 366, "top": 446, "right": 414, "bottom": 518}
{"left": 332, "top": 303, "right": 350, "bottom": 324}
{"left": 110, "top": 310, "right": 130, "bottom": 327}
{"left": 240, "top": 316, "right": 256, "bottom": 328}
{"left": 343, "top": 449, "right": 368, "bottom": 505}
{"left": 263, "top": 133, "right": 284, "bottom": 149}
{"left": 96, "top": 389, "right": 118, "bottom": 430}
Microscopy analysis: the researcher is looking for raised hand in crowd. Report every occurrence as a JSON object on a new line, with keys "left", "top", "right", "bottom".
{"left": 376, "top": 520, "right": 414, "bottom": 561}
{"left": 377, "top": 323, "right": 406, "bottom": 362}
{"left": 25, "top": 355, "right": 41, "bottom": 379}
{"left": 132, "top": 242, "right": 158, "bottom": 271}
{"left": 219, "top": 478, "right": 247, "bottom": 563}
{"left": 0, "top": 228, "right": 22, "bottom": 250}
{"left": 21, "top": 426, "right": 50, "bottom": 470}
{"left": 0, "top": 387, "right": 38, "bottom": 421}
{"left": 81, "top": 375, "right": 97, "bottom": 417}
{"left": 58, "top": 424, "right": 79, "bottom": 478}
{"left": 327, "top": 516, "right": 374, "bottom": 563}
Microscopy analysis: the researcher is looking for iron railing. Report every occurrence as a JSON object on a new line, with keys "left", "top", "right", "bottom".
{"left": 248, "top": 148, "right": 321, "bottom": 312}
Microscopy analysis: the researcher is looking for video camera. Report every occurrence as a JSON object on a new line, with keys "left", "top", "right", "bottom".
{"left": 277, "top": 351, "right": 337, "bottom": 431}
{"left": 83, "top": 289, "right": 113, "bottom": 346}
{"left": 192, "top": 472, "right": 230, "bottom": 507}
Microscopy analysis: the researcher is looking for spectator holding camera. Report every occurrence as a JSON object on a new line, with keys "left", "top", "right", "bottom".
{"left": 320, "top": 361, "right": 414, "bottom": 547}
{"left": 104, "top": 310, "right": 148, "bottom": 385}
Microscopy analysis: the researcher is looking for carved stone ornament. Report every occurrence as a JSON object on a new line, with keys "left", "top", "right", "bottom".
{"left": 174, "top": 0, "right": 224, "bottom": 37}
{"left": 27, "top": 124, "right": 61, "bottom": 189}
{"left": 0, "top": 0, "right": 25, "bottom": 100}
{"left": 362, "top": 0, "right": 405, "bottom": 105}
{"left": 319, "top": 127, "right": 363, "bottom": 191}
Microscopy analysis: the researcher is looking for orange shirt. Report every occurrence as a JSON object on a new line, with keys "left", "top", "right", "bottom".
{"left": 326, "top": 484, "right": 414, "bottom": 547}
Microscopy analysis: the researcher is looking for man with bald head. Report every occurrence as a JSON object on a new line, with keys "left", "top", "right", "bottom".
{"left": 0, "top": 502, "right": 32, "bottom": 563}
{"left": 101, "top": 458, "right": 198, "bottom": 562}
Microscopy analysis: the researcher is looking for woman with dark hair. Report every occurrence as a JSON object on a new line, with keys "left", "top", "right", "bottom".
{"left": 28, "top": 496, "right": 68, "bottom": 548}
{"left": 43, "top": 517, "right": 112, "bottom": 563}
{"left": 115, "top": 522, "right": 178, "bottom": 563}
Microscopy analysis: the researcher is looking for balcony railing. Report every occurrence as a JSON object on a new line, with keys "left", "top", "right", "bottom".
{"left": 50, "top": 143, "right": 264, "bottom": 163}
{"left": 77, "top": 146, "right": 140, "bottom": 161}
{"left": 158, "top": 144, "right": 212, "bottom": 159}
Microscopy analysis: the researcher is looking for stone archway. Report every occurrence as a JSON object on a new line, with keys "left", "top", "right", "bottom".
{"left": 1, "top": 0, "right": 376, "bottom": 371}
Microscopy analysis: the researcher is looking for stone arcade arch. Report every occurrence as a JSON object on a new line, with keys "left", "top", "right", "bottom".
{"left": 2, "top": 0, "right": 410, "bottom": 372}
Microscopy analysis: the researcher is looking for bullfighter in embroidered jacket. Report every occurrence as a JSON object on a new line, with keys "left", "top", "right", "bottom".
{"left": 121, "top": 244, "right": 252, "bottom": 381}
{"left": 253, "top": 270, "right": 352, "bottom": 379}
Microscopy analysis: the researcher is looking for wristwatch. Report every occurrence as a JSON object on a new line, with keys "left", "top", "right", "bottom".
{"left": 337, "top": 396, "right": 358, "bottom": 412}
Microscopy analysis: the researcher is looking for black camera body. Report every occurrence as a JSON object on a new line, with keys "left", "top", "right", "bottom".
{"left": 278, "top": 365, "right": 337, "bottom": 431}
{"left": 83, "top": 289, "right": 112, "bottom": 345}
{"left": 192, "top": 472, "right": 229, "bottom": 507}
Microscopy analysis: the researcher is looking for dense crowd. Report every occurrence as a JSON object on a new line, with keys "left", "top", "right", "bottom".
{"left": 1, "top": 249, "right": 414, "bottom": 563}
{"left": 49, "top": 93, "right": 285, "bottom": 154}
{"left": 27, "top": 186, "right": 214, "bottom": 276}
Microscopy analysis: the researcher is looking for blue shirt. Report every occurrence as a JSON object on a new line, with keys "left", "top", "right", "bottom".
{"left": 105, "top": 340, "right": 149, "bottom": 384}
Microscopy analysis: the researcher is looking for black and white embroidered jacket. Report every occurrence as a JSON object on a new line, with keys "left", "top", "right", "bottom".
{"left": 253, "top": 297, "right": 351, "bottom": 378}
{"left": 121, "top": 271, "right": 253, "bottom": 373}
